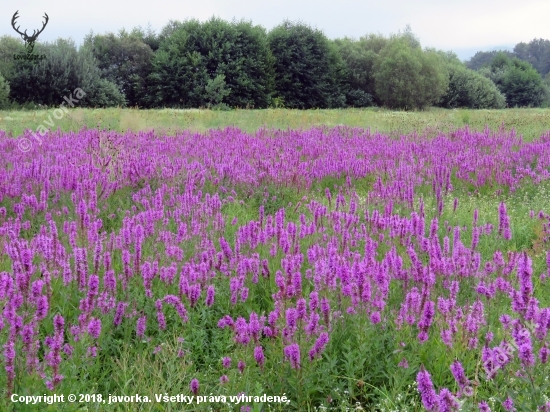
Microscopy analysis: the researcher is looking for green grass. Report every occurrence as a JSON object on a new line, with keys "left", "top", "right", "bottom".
{"left": 2, "top": 109, "right": 550, "bottom": 411}
{"left": 2, "top": 107, "right": 550, "bottom": 141}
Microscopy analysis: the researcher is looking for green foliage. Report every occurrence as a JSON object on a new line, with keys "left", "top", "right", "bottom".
{"left": 6, "top": 38, "right": 126, "bottom": 108}
{"left": 513, "top": 38, "right": 550, "bottom": 77}
{"left": 479, "top": 52, "right": 548, "bottom": 107}
{"left": 332, "top": 36, "right": 380, "bottom": 106}
{"left": 205, "top": 74, "right": 231, "bottom": 108}
{"left": 0, "top": 35, "right": 25, "bottom": 82}
{"left": 466, "top": 50, "right": 514, "bottom": 71}
{"left": 373, "top": 39, "right": 449, "bottom": 110}
{"left": 267, "top": 20, "right": 347, "bottom": 109}
{"left": 502, "top": 60, "right": 549, "bottom": 107}
{"left": 128, "top": 23, "right": 161, "bottom": 52}
{"left": 82, "top": 31, "right": 155, "bottom": 108}
{"left": 147, "top": 21, "right": 208, "bottom": 108}
{"left": 345, "top": 89, "right": 374, "bottom": 108}
{"left": 148, "top": 17, "right": 274, "bottom": 109}
{"left": 437, "top": 53, "right": 506, "bottom": 109}
{"left": 0, "top": 73, "right": 10, "bottom": 109}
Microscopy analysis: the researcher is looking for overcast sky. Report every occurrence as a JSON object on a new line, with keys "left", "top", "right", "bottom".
{"left": 1, "top": 0, "right": 549, "bottom": 61}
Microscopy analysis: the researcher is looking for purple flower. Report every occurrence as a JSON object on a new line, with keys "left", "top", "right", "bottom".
{"left": 155, "top": 299, "right": 167, "bottom": 330}
{"left": 308, "top": 332, "right": 329, "bottom": 361}
{"left": 284, "top": 343, "right": 301, "bottom": 369}
{"left": 450, "top": 360, "right": 470, "bottom": 390}
{"left": 238, "top": 360, "right": 246, "bottom": 373}
{"left": 189, "top": 378, "right": 199, "bottom": 395}
{"left": 222, "top": 357, "right": 232, "bottom": 368}
{"left": 136, "top": 316, "right": 146, "bottom": 338}
{"left": 206, "top": 285, "right": 215, "bottom": 307}
{"left": 235, "top": 317, "right": 250, "bottom": 345}
{"left": 87, "top": 318, "right": 101, "bottom": 339}
{"left": 286, "top": 308, "right": 298, "bottom": 330}
{"left": 438, "top": 388, "right": 460, "bottom": 412}
{"left": 518, "top": 342, "right": 535, "bottom": 366}
{"left": 304, "top": 312, "right": 320, "bottom": 336}
{"left": 163, "top": 295, "right": 188, "bottom": 322}
{"left": 321, "top": 298, "right": 331, "bottom": 327}
{"left": 416, "top": 368, "right": 440, "bottom": 411}
{"left": 478, "top": 401, "right": 491, "bottom": 412}
{"left": 309, "top": 291, "right": 319, "bottom": 313}
{"left": 254, "top": 346, "right": 265, "bottom": 368}
{"left": 540, "top": 345, "right": 549, "bottom": 364}
{"left": 113, "top": 302, "right": 128, "bottom": 327}
{"left": 502, "top": 397, "right": 515, "bottom": 411}
{"left": 220, "top": 375, "right": 229, "bottom": 384}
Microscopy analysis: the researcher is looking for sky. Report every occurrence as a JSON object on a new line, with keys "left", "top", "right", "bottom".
{"left": 1, "top": 0, "right": 549, "bottom": 61}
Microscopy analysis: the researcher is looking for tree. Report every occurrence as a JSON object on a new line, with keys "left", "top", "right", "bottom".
{"left": 334, "top": 28, "right": 425, "bottom": 107}
{"left": 0, "top": 73, "right": 10, "bottom": 109}
{"left": 148, "top": 17, "right": 275, "bottom": 109}
{"left": 479, "top": 52, "right": 548, "bottom": 107}
{"left": 204, "top": 74, "right": 231, "bottom": 108}
{"left": 82, "top": 31, "right": 155, "bottom": 107}
{"left": 267, "top": 20, "right": 347, "bottom": 109}
{"left": 437, "top": 64, "right": 506, "bottom": 109}
{"left": 7, "top": 39, "right": 126, "bottom": 107}
{"left": 466, "top": 50, "right": 514, "bottom": 71}
{"left": 0, "top": 36, "right": 26, "bottom": 83}
{"left": 128, "top": 24, "right": 161, "bottom": 52}
{"left": 373, "top": 39, "right": 449, "bottom": 110}
{"left": 332, "top": 37, "right": 377, "bottom": 107}
{"left": 513, "top": 38, "right": 550, "bottom": 77}
{"left": 434, "top": 50, "right": 505, "bottom": 109}
{"left": 147, "top": 20, "right": 208, "bottom": 108}
{"left": 502, "top": 59, "right": 548, "bottom": 107}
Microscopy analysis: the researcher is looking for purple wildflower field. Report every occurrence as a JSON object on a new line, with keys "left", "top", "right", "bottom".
{"left": 1, "top": 125, "right": 550, "bottom": 411}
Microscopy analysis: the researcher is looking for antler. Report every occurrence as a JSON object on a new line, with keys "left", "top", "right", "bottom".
{"left": 11, "top": 11, "right": 49, "bottom": 42}
{"left": 30, "top": 13, "right": 49, "bottom": 40}
{"left": 11, "top": 11, "right": 27, "bottom": 39}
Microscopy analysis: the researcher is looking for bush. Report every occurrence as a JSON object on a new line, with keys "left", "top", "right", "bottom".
{"left": 0, "top": 36, "right": 25, "bottom": 83}
{"left": 373, "top": 39, "right": 449, "bottom": 110}
{"left": 267, "top": 20, "right": 347, "bottom": 109}
{"left": 437, "top": 58, "right": 506, "bottom": 109}
{"left": 82, "top": 31, "right": 154, "bottom": 108}
{"left": 7, "top": 38, "right": 126, "bottom": 108}
{"left": 479, "top": 52, "right": 548, "bottom": 107}
{"left": 0, "top": 73, "right": 10, "bottom": 109}
{"left": 345, "top": 89, "right": 374, "bottom": 108}
{"left": 205, "top": 74, "right": 231, "bottom": 108}
{"left": 148, "top": 18, "right": 274, "bottom": 109}
{"left": 332, "top": 36, "right": 382, "bottom": 106}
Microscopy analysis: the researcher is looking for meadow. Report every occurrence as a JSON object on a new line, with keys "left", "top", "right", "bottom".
{"left": 1, "top": 108, "right": 550, "bottom": 411}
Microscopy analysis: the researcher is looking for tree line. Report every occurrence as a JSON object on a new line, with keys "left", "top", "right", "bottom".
{"left": 0, "top": 18, "right": 549, "bottom": 111}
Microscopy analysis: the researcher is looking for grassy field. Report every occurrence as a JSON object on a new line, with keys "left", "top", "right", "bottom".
{"left": 1, "top": 107, "right": 550, "bottom": 141}
{"left": 1, "top": 109, "right": 550, "bottom": 411}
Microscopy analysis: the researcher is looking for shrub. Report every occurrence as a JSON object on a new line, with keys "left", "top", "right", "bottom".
{"left": 82, "top": 31, "right": 154, "bottom": 108}
{"left": 7, "top": 39, "right": 125, "bottom": 108}
{"left": 438, "top": 60, "right": 506, "bottom": 109}
{"left": 0, "top": 73, "right": 10, "bottom": 109}
{"left": 148, "top": 18, "right": 274, "bottom": 109}
{"left": 373, "top": 39, "right": 449, "bottom": 110}
{"left": 479, "top": 52, "right": 548, "bottom": 107}
{"left": 267, "top": 20, "right": 347, "bottom": 109}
